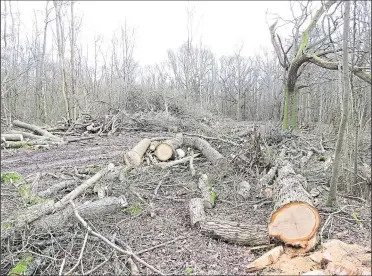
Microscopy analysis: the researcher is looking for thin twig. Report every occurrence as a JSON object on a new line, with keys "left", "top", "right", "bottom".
{"left": 65, "top": 231, "right": 89, "bottom": 275}
{"left": 59, "top": 258, "right": 66, "bottom": 276}
{"left": 69, "top": 200, "right": 165, "bottom": 275}
{"left": 135, "top": 236, "right": 186, "bottom": 255}
{"left": 83, "top": 253, "right": 113, "bottom": 275}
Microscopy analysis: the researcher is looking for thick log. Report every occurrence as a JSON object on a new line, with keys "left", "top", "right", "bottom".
{"left": 124, "top": 138, "right": 151, "bottom": 166}
{"left": 183, "top": 136, "right": 224, "bottom": 165}
{"left": 237, "top": 180, "right": 251, "bottom": 199}
{"left": 12, "top": 120, "right": 61, "bottom": 141}
{"left": 269, "top": 163, "right": 320, "bottom": 249}
{"left": 189, "top": 198, "right": 206, "bottom": 226}
{"left": 155, "top": 133, "right": 183, "bottom": 161}
{"left": 9, "top": 130, "right": 49, "bottom": 140}
{"left": 1, "top": 133, "right": 23, "bottom": 141}
{"left": 200, "top": 219, "right": 269, "bottom": 246}
{"left": 34, "top": 196, "right": 127, "bottom": 231}
{"left": 197, "top": 174, "right": 216, "bottom": 208}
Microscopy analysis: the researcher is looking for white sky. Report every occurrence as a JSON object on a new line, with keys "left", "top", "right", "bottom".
{"left": 15, "top": 1, "right": 294, "bottom": 67}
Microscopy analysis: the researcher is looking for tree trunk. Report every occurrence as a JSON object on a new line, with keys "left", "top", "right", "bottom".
{"left": 269, "top": 163, "right": 320, "bottom": 249}
{"left": 328, "top": 1, "right": 351, "bottom": 206}
{"left": 124, "top": 138, "right": 151, "bottom": 167}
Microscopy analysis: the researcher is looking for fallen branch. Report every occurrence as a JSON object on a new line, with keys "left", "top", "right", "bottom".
{"left": 183, "top": 136, "right": 225, "bottom": 165}
{"left": 1, "top": 133, "right": 23, "bottom": 141}
{"left": 183, "top": 133, "right": 239, "bottom": 146}
{"left": 69, "top": 200, "right": 165, "bottom": 275}
{"left": 154, "top": 154, "right": 200, "bottom": 169}
{"left": 65, "top": 231, "right": 89, "bottom": 275}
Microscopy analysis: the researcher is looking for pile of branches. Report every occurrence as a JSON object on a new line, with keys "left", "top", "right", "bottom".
{"left": 1, "top": 120, "right": 93, "bottom": 149}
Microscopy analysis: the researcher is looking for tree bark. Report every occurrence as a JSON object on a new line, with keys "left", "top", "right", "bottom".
{"left": 328, "top": 1, "right": 351, "bottom": 206}
{"left": 155, "top": 133, "right": 183, "bottom": 161}
{"left": 269, "top": 163, "right": 320, "bottom": 249}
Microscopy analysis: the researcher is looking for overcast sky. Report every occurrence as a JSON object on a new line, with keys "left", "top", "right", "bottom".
{"left": 15, "top": 1, "right": 295, "bottom": 66}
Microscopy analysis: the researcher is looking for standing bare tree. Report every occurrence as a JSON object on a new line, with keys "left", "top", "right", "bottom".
{"left": 327, "top": 0, "right": 351, "bottom": 206}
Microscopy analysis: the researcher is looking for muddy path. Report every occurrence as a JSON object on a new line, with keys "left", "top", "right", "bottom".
{"left": 1, "top": 131, "right": 167, "bottom": 176}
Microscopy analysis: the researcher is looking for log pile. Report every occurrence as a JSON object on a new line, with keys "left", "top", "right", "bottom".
{"left": 123, "top": 133, "right": 225, "bottom": 169}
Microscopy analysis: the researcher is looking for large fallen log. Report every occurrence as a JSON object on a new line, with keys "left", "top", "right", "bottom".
{"left": 124, "top": 138, "right": 151, "bottom": 167}
{"left": 1, "top": 133, "right": 23, "bottom": 141}
{"left": 199, "top": 219, "right": 269, "bottom": 246}
{"left": 12, "top": 120, "right": 61, "bottom": 142}
{"left": 183, "top": 136, "right": 225, "bottom": 165}
{"left": 189, "top": 197, "right": 268, "bottom": 246}
{"left": 155, "top": 133, "right": 183, "bottom": 161}
{"left": 34, "top": 196, "right": 127, "bottom": 231}
{"left": 269, "top": 163, "right": 320, "bottom": 249}
{"left": 8, "top": 130, "right": 50, "bottom": 140}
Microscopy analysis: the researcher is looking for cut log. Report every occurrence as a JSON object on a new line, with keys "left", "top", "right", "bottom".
{"left": 197, "top": 174, "right": 216, "bottom": 208}
{"left": 189, "top": 198, "right": 206, "bottom": 226}
{"left": 155, "top": 133, "right": 183, "bottom": 161}
{"left": 9, "top": 130, "right": 49, "bottom": 140}
{"left": 183, "top": 136, "right": 224, "bottom": 165}
{"left": 12, "top": 120, "right": 61, "bottom": 141}
{"left": 149, "top": 141, "right": 160, "bottom": 151}
{"left": 54, "top": 163, "right": 115, "bottom": 210}
{"left": 237, "top": 180, "right": 251, "bottom": 200}
{"left": 269, "top": 163, "right": 320, "bottom": 249}
{"left": 176, "top": 148, "right": 186, "bottom": 158}
{"left": 124, "top": 138, "right": 151, "bottom": 167}
{"left": 200, "top": 219, "right": 269, "bottom": 246}
{"left": 1, "top": 133, "right": 23, "bottom": 141}
{"left": 247, "top": 246, "right": 284, "bottom": 272}
{"left": 34, "top": 196, "right": 127, "bottom": 231}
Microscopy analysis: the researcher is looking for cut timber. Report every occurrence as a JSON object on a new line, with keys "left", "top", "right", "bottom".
{"left": 200, "top": 219, "right": 269, "bottom": 246}
{"left": 197, "top": 174, "right": 216, "bottom": 208}
{"left": 1, "top": 134, "right": 23, "bottom": 141}
{"left": 237, "top": 181, "right": 251, "bottom": 199}
{"left": 183, "top": 136, "right": 224, "bottom": 165}
{"left": 247, "top": 246, "right": 284, "bottom": 272}
{"left": 124, "top": 138, "right": 151, "bottom": 167}
{"left": 54, "top": 163, "right": 115, "bottom": 210}
{"left": 12, "top": 120, "right": 61, "bottom": 141}
{"left": 269, "top": 163, "right": 320, "bottom": 249}
{"left": 155, "top": 133, "right": 183, "bottom": 161}
{"left": 149, "top": 141, "right": 160, "bottom": 151}
{"left": 9, "top": 130, "right": 50, "bottom": 140}
{"left": 37, "top": 180, "right": 76, "bottom": 198}
{"left": 34, "top": 196, "right": 127, "bottom": 231}
{"left": 189, "top": 198, "right": 206, "bottom": 226}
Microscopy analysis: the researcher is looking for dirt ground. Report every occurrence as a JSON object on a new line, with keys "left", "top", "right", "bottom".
{"left": 1, "top": 121, "right": 371, "bottom": 275}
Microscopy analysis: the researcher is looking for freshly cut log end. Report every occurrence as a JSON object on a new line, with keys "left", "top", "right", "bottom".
{"left": 155, "top": 143, "right": 174, "bottom": 161}
{"left": 124, "top": 138, "right": 151, "bottom": 167}
{"left": 269, "top": 201, "right": 320, "bottom": 247}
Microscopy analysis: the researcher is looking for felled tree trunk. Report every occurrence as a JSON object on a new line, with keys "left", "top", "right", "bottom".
{"left": 1, "top": 134, "right": 23, "bottom": 141}
{"left": 183, "top": 136, "right": 224, "bottom": 165}
{"left": 155, "top": 133, "right": 183, "bottom": 161}
{"left": 197, "top": 174, "right": 216, "bottom": 208}
{"left": 124, "top": 138, "right": 151, "bottom": 167}
{"left": 189, "top": 197, "right": 268, "bottom": 246}
{"left": 269, "top": 163, "right": 320, "bottom": 249}
{"left": 12, "top": 120, "right": 61, "bottom": 141}
{"left": 200, "top": 219, "right": 269, "bottom": 246}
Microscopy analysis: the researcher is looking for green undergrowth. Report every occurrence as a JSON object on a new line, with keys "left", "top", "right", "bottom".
{"left": 1, "top": 172, "right": 23, "bottom": 184}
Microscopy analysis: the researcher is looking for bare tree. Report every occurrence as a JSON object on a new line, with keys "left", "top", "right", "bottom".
{"left": 328, "top": 0, "right": 351, "bottom": 206}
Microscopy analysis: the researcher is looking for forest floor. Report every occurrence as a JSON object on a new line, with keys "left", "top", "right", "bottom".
{"left": 1, "top": 118, "right": 371, "bottom": 275}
